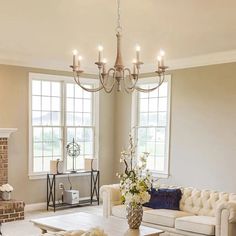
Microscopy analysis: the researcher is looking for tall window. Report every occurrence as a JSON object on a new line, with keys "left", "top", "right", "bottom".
{"left": 65, "top": 83, "right": 94, "bottom": 170}
{"left": 29, "top": 73, "right": 98, "bottom": 177}
{"left": 133, "top": 76, "right": 171, "bottom": 177}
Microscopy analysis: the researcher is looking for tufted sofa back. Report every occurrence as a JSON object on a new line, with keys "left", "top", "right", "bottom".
{"left": 159, "top": 185, "right": 236, "bottom": 217}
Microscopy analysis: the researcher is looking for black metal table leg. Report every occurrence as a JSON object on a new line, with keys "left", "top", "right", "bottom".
{"left": 53, "top": 175, "right": 56, "bottom": 212}
{"left": 47, "top": 175, "right": 56, "bottom": 212}
{"left": 98, "top": 171, "right": 100, "bottom": 205}
{"left": 91, "top": 171, "right": 100, "bottom": 205}
{"left": 47, "top": 174, "right": 49, "bottom": 210}
{"left": 90, "top": 171, "right": 93, "bottom": 204}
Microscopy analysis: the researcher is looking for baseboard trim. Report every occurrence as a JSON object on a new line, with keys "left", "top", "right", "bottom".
{"left": 25, "top": 202, "right": 47, "bottom": 212}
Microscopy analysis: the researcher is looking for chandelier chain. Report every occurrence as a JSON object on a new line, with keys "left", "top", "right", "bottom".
{"left": 116, "top": 0, "right": 122, "bottom": 33}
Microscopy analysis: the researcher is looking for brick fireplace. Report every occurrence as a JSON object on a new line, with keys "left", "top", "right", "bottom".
{"left": 0, "top": 128, "right": 25, "bottom": 223}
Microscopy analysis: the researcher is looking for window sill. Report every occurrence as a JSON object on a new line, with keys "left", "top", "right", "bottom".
{"left": 29, "top": 172, "right": 92, "bottom": 180}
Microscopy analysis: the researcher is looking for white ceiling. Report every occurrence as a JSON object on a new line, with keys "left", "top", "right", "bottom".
{"left": 0, "top": 0, "right": 236, "bottom": 72}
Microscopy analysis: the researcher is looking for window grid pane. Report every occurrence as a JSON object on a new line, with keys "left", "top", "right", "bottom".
{"left": 137, "top": 81, "right": 169, "bottom": 174}
{"left": 32, "top": 80, "right": 62, "bottom": 127}
{"left": 32, "top": 126, "right": 63, "bottom": 172}
{"left": 65, "top": 83, "right": 94, "bottom": 171}
{"left": 65, "top": 83, "right": 93, "bottom": 127}
{"left": 32, "top": 79, "right": 63, "bottom": 173}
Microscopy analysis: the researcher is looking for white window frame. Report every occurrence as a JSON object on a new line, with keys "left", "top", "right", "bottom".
{"left": 28, "top": 73, "right": 99, "bottom": 179}
{"left": 131, "top": 74, "right": 171, "bottom": 178}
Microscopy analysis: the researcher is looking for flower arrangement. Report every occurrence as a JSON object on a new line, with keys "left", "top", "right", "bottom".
{"left": 0, "top": 184, "right": 13, "bottom": 201}
{"left": 0, "top": 184, "right": 13, "bottom": 193}
{"left": 118, "top": 133, "right": 153, "bottom": 206}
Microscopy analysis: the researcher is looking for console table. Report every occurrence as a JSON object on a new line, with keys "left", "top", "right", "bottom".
{"left": 47, "top": 170, "right": 99, "bottom": 212}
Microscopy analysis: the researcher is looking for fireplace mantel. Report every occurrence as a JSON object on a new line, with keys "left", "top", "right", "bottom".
{"left": 0, "top": 127, "right": 24, "bottom": 224}
{"left": 0, "top": 128, "right": 17, "bottom": 138}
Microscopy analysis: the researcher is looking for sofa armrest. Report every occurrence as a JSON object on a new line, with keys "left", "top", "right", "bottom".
{"left": 216, "top": 201, "right": 236, "bottom": 236}
{"left": 100, "top": 184, "right": 122, "bottom": 217}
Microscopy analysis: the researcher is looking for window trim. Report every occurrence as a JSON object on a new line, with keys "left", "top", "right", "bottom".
{"left": 28, "top": 73, "right": 99, "bottom": 179}
{"left": 131, "top": 74, "right": 171, "bottom": 179}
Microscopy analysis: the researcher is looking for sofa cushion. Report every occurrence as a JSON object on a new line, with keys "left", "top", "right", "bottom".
{"left": 144, "top": 188, "right": 182, "bottom": 210}
{"left": 175, "top": 216, "right": 215, "bottom": 235}
{"left": 111, "top": 205, "right": 151, "bottom": 219}
{"left": 143, "top": 209, "right": 194, "bottom": 227}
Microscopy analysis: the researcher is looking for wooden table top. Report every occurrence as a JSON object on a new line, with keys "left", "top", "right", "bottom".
{"left": 31, "top": 212, "right": 164, "bottom": 236}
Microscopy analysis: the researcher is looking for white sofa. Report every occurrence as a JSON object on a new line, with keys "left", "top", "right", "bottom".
{"left": 100, "top": 184, "right": 236, "bottom": 236}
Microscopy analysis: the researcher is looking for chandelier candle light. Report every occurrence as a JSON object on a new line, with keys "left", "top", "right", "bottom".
{"left": 70, "top": 0, "right": 168, "bottom": 93}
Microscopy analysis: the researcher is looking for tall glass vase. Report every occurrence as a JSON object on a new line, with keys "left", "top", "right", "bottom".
{"left": 126, "top": 203, "right": 143, "bottom": 229}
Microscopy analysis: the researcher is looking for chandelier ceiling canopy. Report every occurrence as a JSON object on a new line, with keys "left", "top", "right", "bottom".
{"left": 70, "top": 0, "right": 168, "bottom": 93}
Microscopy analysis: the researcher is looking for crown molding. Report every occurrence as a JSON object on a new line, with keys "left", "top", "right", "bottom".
{"left": 0, "top": 128, "right": 17, "bottom": 138}
{"left": 0, "top": 50, "right": 236, "bottom": 73}
{"left": 0, "top": 57, "right": 98, "bottom": 74}
{"left": 142, "top": 49, "right": 236, "bottom": 72}
{"left": 168, "top": 49, "right": 236, "bottom": 70}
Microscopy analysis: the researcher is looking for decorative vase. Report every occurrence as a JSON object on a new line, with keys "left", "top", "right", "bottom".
{"left": 126, "top": 203, "right": 143, "bottom": 229}
{"left": 2, "top": 191, "right": 11, "bottom": 201}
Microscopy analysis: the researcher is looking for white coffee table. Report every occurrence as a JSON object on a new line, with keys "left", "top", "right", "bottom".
{"left": 31, "top": 212, "right": 164, "bottom": 236}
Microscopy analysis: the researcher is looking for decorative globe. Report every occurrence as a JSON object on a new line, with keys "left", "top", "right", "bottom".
{"left": 66, "top": 138, "right": 80, "bottom": 172}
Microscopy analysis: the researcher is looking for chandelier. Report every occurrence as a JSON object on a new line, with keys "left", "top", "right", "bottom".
{"left": 70, "top": 0, "right": 168, "bottom": 93}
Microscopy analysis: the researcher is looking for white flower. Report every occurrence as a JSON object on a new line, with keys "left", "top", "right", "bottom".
{"left": 133, "top": 194, "right": 141, "bottom": 204}
{"left": 0, "top": 184, "right": 13, "bottom": 192}
{"left": 140, "top": 191, "right": 151, "bottom": 204}
{"left": 125, "top": 192, "right": 133, "bottom": 204}
{"left": 118, "top": 133, "right": 155, "bottom": 205}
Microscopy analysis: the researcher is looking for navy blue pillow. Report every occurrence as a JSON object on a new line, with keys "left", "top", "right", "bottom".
{"left": 144, "top": 188, "right": 182, "bottom": 210}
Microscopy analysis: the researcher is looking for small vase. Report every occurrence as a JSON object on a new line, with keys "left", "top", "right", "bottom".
{"left": 126, "top": 203, "right": 143, "bottom": 229}
{"left": 2, "top": 191, "right": 11, "bottom": 201}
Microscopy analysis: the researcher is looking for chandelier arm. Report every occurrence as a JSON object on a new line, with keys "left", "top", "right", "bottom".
{"left": 134, "top": 74, "right": 165, "bottom": 93}
{"left": 123, "top": 68, "right": 138, "bottom": 93}
{"left": 99, "top": 68, "right": 116, "bottom": 93}
{"left": 73, "top": 72, "right": 105, "bottom": 92}
{"left": 123, "top": 70, "right": 133, "bottom": 94}
{"left": 124, "top": 85, "right": 133, "bottom": 94}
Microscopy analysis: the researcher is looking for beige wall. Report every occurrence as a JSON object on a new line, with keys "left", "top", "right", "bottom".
{"left": 0, "top": 64, "right": 116, "bottom": 204}
{"left": 1, "top": 62, "right": 236, "bottom": 204}
{"left": 114, "top": 62, "right": 236, "bottom": 193}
